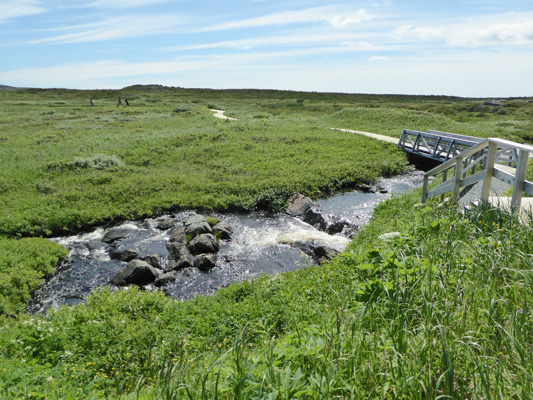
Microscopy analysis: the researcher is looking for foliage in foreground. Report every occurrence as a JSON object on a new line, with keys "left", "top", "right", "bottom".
{"left": 0, "top": 238, "right": 67, "bottom": 316}
{"left": 1, "top": 191, "right": 532, "bottom": 399}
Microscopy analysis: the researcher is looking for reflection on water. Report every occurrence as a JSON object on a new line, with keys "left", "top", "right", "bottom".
{"left": 26, "top": 171, "right": 424, "bottom": 314}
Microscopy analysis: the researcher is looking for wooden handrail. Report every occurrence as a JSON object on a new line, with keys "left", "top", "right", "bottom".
{"left": 422, "top": 138, "right": 533, "bottom": 212}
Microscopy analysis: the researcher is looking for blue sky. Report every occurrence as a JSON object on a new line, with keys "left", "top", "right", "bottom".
{"left": 1, "top": 0, "right": 532, "bottom": 97}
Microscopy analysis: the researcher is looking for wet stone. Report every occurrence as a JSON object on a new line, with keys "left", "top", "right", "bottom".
{"left": 155, "top": 271, "right": 178, "bottom": 287}
{"left": 286, "top": 193, "right": 314, "bottom": 217}
{"left": 102, "top": 227, "right": 134, "bottom": 244}
{"left": 156, "top": 217, "right": 176, "bottom": 230}
{"left": 213, "top": 221, "right": 232, "bottom": 240}
{"left": 194, "top": 254, "right": 217, "bottom": 271}
{"left": 141, "top": 254, "right": 161, "bottom": 270}
{"left": 189, "top": 234, "right": 220, "bottom": 255}
{"left": 184, "top": 215, "right": 212, "bottom": 236}
{"left": 109, "top": 260, "right": 158, "bottom": 286}
{"left": 109, "top": 248, "right": 138, "bottom": 262}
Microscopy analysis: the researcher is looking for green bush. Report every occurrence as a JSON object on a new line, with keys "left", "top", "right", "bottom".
{"left": 0, "top": 238, "right": 67, "bottom": 316}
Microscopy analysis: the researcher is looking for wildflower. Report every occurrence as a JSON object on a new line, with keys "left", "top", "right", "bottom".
{"left": 517, "top": 308, "right": 524, "bottom": 314}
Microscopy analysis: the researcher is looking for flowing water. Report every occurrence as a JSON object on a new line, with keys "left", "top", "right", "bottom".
{"left": 26, "top": 171, "right": 424, "bottom": 314}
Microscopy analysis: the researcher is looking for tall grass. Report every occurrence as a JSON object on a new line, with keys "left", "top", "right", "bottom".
{"left": 1, "top": 191, "right": 532, "bottom": 398}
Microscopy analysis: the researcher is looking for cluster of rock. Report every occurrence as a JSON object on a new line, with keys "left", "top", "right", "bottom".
{"left": 108, "top": 214, "right": 231, "bottom": 288}
{"left": 285, "top": 193, "right": 359, "bottom": 264}
{"left": 286, "top": 193, "right": 356, "bottom": 236}
{"left": 106, "top": 192, "right": 368, "bottom": 289}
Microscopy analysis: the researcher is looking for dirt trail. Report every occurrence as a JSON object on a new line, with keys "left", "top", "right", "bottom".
{"left": 211, "top": 109, "right": 237, "bottom": 120}
{"left": 330, "top": 128, "right": 398, "bottom": 144}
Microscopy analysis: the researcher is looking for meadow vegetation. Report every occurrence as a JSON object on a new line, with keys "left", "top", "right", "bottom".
{"left": 1, "top": 86, "right": 533, "bottom": 398}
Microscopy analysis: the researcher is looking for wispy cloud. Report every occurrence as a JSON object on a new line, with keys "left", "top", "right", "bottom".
{"left": 393, "top": 25, "right": 443, "bottom": 42}
{"left": 369, "top": 55, "right": 389, "bottom": 62}
{"left": 162, "top": 32, "right": 374, "bottom": 52}
{"left": 448, "top": 20, "right": 533, "bottom": 47}
{"left": 0, "top": 0, "right": 45, "bottom": 23}
{"left": 85, "top": 0, "right": 173, "bottom": 9}
{"left": 199, "top": 6, "right": 374, "bottom": 32}
{"left": 29, "top": 14, "right": 185, "bottom": 43}
{"left": 393, "top": 12, "right": 533, "bottom": 48}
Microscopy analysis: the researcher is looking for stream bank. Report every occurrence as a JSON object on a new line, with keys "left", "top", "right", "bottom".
{"left": 26, "top": 171, "right": 424, "bottom": 314}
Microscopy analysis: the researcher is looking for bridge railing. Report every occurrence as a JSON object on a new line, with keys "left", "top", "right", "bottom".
{"left": 398, "top": 130, "right": 481, "bottom": 162}
{"left": 421, "top": 138, "right": 533, "bottom": 212}
{"left": 399, "top": 129, "right": 519, "bottom": 167}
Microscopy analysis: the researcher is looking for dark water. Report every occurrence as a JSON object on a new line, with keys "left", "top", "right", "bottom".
{"left": 26, "top": 171, "right": 424, "bottom": 314}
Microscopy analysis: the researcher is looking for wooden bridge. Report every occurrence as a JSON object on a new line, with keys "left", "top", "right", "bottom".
{"left": 334, "top": 127, "right": 532, "bottom": 214}
{"left": 417, "top": 135, "right": 533, "bottom": 214}
{"left": 398, "top": 129, "right": 519, "bottom": 167}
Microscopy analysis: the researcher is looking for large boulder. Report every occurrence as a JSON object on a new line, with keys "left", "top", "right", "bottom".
{"left": 303, "top": 208, "right": 327, "bottom": 231}
{"left": 154, "top": 271, "right": 178, "bottom": 287}
{"left": 189, "top": 234, "right": 220, "bottom": 256}
{"left": 102, "top": 227, "right": 133, "bottom": 244}
{"left": 194, "top": 254, "right": 218, "bottom": 271}
{"left": 109, "top": 248, "right": 138, "bottom": 262}
{"left": 109, "top": 260, "right": 158, "bottom": 286}
{"left": 156, "top": 217, "right": 176, "bottom": 230}
{"left": 166, "top": 242, "right": 193, "bottom": 270}
{"left": 213, "top": 221, "right": 232, "bottom": 240}
{"left": 292, "top": 241, "right": 341, "bottom": 265}
{"left": 168, "top": 226, "right": 187, "bottom": 244}
{"left": 286, "top": 193, "right": 328, "bottom": 231}
{"left": 286, "top": 193, "right": 314, "bottom": 217}
{"left": 184, "top": 215, "right": 212, "bottom": 236}
{"left": 141, "top": 254, "right": 161, "bottom": 270}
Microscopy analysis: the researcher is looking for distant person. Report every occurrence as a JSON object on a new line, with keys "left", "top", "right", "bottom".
{"left": 117, "top": 97, "right": 122, "bottom": 107}
{"left": 90, "top": 98, "right": 94, "bottom": 107}
{"left": 125, "top": 98, "right": 129, "bottom": 106}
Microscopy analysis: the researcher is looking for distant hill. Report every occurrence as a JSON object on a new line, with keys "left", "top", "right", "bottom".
{"left": 122, "top": 84, "right": 176, "bottom": 91}
{"left": 0, "top": 85, "right": 20, "bottom": 91}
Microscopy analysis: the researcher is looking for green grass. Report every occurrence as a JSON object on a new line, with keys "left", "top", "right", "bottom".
{"left": 1, "top": 87, "right": 533, "bottom": 398}
{"left": 0, "top": 88, "right": 412, "bottom": 238}
{"left": 1, "top": 191, "right": 532, "bottom": 399}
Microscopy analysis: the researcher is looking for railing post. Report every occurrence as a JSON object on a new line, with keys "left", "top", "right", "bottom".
{"left": 511, "top": 149, "right": 529, "bottom": 212}
{"left": 422, "top": 175, "right": 429, "bottom": 203}
{"left": 453, "top": 157, "right": 463, "bottom": 200}
{"left": 480, "top": 141, "right": 498, "bottom": 203}
{"left": 414, "top": 133, "right": 421, "bottom": 152}
{"left": 441, "top": 169, "right": 448, "bottom": 201}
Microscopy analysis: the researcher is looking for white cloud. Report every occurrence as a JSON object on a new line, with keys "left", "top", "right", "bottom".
{"left": 29, "top": 14, "right": 184, "bottom": 43}
{"left": 448, "top": 21, "right": 533, "bottom": 47}
{"left": 369, "top": 55, "right": 389, "bottom": 62}
{"left": 199, "top": 6, "right": 374, "bottom": 32}
{"left": 0, "top": 0, "right": 45, "bottom": 23}
{"left": 393, "top": 25, "right": 444, "bottom": 41}
{"left": 163, "top": 32, "right": 374, "bottom": 52}
{"left": 327, "top": 10, "right": 374, "bottom": 27}
{"left": 85, "top": 0, "right": 172, "bottom": 9}
{"left": 393, "top": 13, "right": 533, "bottom": 48}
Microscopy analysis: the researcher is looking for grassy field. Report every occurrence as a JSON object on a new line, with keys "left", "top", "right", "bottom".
{"left": 1, "top": 87, "right": 533, "bottom": 398}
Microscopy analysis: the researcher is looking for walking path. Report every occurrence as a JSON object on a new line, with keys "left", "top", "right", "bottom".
{"left": 331, "top": 128, "right": 399, "bottom": 144}
{"left": 211, "top": 109, "right": 237, "bottom": 120}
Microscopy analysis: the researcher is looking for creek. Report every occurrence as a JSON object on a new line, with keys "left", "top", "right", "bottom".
{"left": 26, "top": 171, "right": 424, "bottom": 314}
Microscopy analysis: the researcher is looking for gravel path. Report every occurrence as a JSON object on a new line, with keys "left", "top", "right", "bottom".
{"left": 211, "top": 109, "right": 237, "bottom": 120}
{"left": 458, "top": 179, "right": 512, "bottom": 207}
